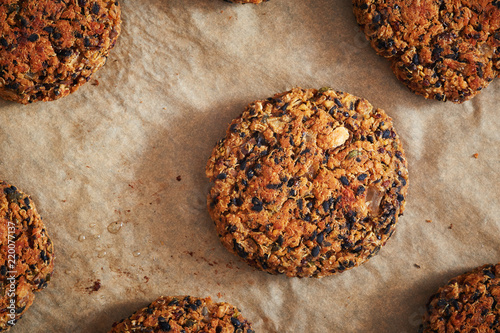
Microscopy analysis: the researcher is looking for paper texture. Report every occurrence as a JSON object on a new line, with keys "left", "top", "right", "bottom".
{"left": 0, "top": 0, "right": 499, "bottom": 332}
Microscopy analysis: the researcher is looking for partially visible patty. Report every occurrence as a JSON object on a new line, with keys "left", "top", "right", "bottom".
{"left": 109, "top": 296, "right": 254, "bottom": 333}
{"left": 353, "top": 0, "right": 500, "bottom": 103}
{"left": 0, "top": 180, "right": 55, "bottom": 331}
{"left": 0, "top": 0, "right": 121, "bottom": 104}
{"left": 420, "top": 263, "right": 500, "bottom": 332}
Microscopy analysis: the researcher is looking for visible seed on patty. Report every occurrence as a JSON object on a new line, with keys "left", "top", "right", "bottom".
{"left": 91, "top": 2, "right": 100, "bottom": 15}
{"left": 57, "top": 49, "right": 73, "bottom": 57}
{"left": 158, "top": 317, "right": 170, "bottom": 331}
{"left": 216, "top": 173, "right": 227, "bottom": 180}
{"left": 316, "top": 233, "right": 324, "bottom": 244}
{"left": 276, "top": 235, "right": 284, "bottom": 246}
{"left": 319, "top": 126, "right": 349, "bottom": 149}
{"left": 347, "top": 150, "right": 362, "bottom": 159}
{"left": 357, "top": 186, "right": 365, "bottom": 196}
{"left": 251, "top": 197, "right": 263, "bottom": 212}
{"left": 231, "top": 317, "right": 241, "bottom": 327}
{"left": 27, "top": 34, "right": 39, "bottom": 42}
{"left": 311, "top": 246, "right": 320, "bottom": 257}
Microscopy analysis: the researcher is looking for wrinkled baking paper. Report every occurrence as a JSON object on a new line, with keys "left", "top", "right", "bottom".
{"left": 0, "top": 0, "right": 499, "bottom": 332}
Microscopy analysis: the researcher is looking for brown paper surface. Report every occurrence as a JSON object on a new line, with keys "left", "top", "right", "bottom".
{"left": 0, "top": 0, "right": 499, "bottom": 332}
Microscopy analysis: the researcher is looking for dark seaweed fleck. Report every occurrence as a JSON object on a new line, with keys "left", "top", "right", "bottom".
{"left": 297, "top": 198, "right": 303, "bottom": 210}
{"left": 57, "top": 49, "right": 73, "bottom": 57}
{"left": 322, "top": 200, "right": 330, "bottom": 212}
{"left": 316, "top": 232, "right": 324, "bottom": 244}
{"left": 471, "top": 290, "right": 481, "bottom": 302}
{"left": 91, "top": 2, "right": 100, "bottom": 15}
{"left": 276, "top": 235, "right": 284, "bottom": 246}
{"left": 483, "top": 269, "right": 496, "bottom": 279}
{"left": 450, "top": 299, "right": 460, "bottom": 310}
{"left": 168, "top": 299, "right": 179, "bottom": 306}
{"left": 353, "top": 246, "right": 363, "bottom": 253}
{"left": 27, "top": 34, "right": 39, "bottom": 42}
{"left": 357, "top": 186, "right": 365, "bottom": 195}
{"left": 15, "top": 305, "right": 26, "bottom": 314}
{"left": 436, "top": 299, "right": 448, "bottom": 307}
{"left": 435, "top": 93, "right": 445, "bottom": 102}
{"left": 40, "top": 250, "right": 50, "bottom": 263}
{"left": 158, "top": 316, "right": 171, "bottom": 331}
{"left": 23, "top": 197, "right": 31, "bottom": 208}
{"left": 239, "top": 159, "right": 247, "bottom": 170}
{"left": 230, "top": 317, "right": 241, "bottom": 328}
{"left": 233, "top": 239, "right": 248, "bottom": 258}
{"left": 251, "top": 197, "right": 263, "bottom": 212}
{"left": 84, "top": 37, "right": 91, "bottom": 47}
{"left": 412, "top": 53, "right": 420, "bottom": 66}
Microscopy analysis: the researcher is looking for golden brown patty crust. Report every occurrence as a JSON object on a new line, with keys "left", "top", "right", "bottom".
{"left": 206, "top": 88, "right": 409, "bottom": 278}
{"left": 353, "top": 0, "right": 500, "bottom": 103}
{"left": 109, "top": 296, "right": 254, "bottom": 333}
{"left": 0, "top": 0, "right": 121, "bottom": 104}
{"left": 420, "top": 264, "right": 500, "bottom": 332}
{"left": 0, "top": 180, "right": 54, "bottom": 331}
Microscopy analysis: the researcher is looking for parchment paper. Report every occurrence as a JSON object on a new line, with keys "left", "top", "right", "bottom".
{"left": 0, "top": 0, "right": 499, "bottom": 332}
